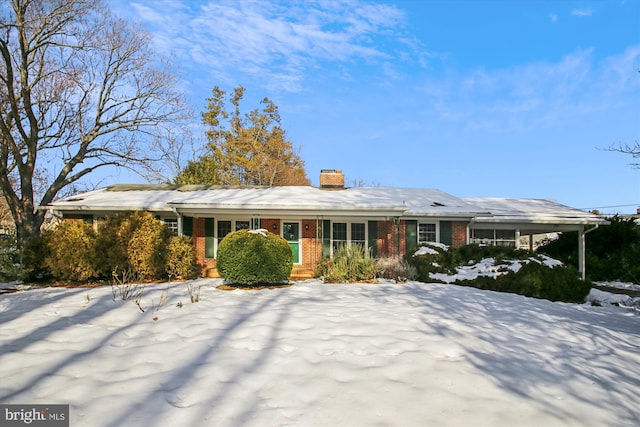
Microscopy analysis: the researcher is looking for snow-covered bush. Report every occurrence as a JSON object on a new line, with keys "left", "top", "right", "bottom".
{"left": 455, "top": 262, "right": 592, "bottom": 303}
{"left": 216, "top": 229, "right": 293, "bottom": 285}
{"left": 315, "top": 244, "right": 377, "bottom": 283}
{"left": 407, "top": 243, "right": 450, "bottom": 282}
{"left": 165, "top": 235, "right": 199, "bottom": 280}
{"left": 45, "top": 220, "right": 97, "bottom": 281}
{"left": 409, "top": 243, "right": 532, "bottom": 283}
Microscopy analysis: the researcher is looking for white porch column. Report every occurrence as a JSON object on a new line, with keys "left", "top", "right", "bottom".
{"left": 578, "top": 227, "right": 585, "bottom": 280}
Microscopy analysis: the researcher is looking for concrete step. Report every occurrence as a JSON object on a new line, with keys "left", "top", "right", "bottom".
{"left": 204, "top": 267, "right": 315, "bottom": 281}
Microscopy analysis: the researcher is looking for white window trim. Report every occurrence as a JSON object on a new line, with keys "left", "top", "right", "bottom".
{"left": 330, "top": 221, "right": 368, "bottom": 257}
{"left": 418, "top": 221, "right": 439, "bottom": 244}
{"left": 214, "top": 217, "right": 253, "bottom": 257}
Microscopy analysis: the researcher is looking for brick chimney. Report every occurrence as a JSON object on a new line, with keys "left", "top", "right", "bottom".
{"left": 319, "top": 169, "right": 345, "bottom": 189}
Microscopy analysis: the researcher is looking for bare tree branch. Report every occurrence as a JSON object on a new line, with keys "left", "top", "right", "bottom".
{"left": 0, "top": 0, "right": 186, "bottom": 247}
{"left": 605, "top": 141, "right": 640, "bottom": 169}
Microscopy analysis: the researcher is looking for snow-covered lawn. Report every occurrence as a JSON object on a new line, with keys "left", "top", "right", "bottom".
{"left": 1, "top": 279, "right": 638, "bottom": 427}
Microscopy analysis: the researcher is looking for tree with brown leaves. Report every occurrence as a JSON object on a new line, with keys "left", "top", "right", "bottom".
{"left": 175, "top": 86, "right": 309, "bottom": 187}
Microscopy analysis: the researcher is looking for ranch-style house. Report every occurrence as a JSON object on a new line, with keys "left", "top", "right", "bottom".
{"left": 43, "top": 170, "right": 605, "bottom": 280}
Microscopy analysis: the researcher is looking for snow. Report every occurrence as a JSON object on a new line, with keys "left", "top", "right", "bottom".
{"left": 413, "top": 246, "right": 440, "bottom": 256}
{"left": 588, "top": 282, "right": 640, "bottom": 312}
{"left": 429, "top": 255, "right": 566, "bottom": 284}
{"left": 47, "top": 185, "right": 604, "bottom": 225}
{"left": 1, "top": 279, "right": 639, "bottom": 426}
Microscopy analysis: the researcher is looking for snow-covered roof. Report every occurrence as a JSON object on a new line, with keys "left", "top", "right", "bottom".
{"left": 45, "top": 185, "right": 604, "bottom": 226}
{"left": 463, "top": 197, "right": 605, "bottom": 226}
{"left": 46, "top": 185, "right": 485, "bottom": 218}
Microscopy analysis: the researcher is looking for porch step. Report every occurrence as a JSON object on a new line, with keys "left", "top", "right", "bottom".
{"left": 204, "top": 267, "right": 221, "bottom": 278}
{"left": 203, "top": 267, "right": 315, "bottom": 281}
{"left": 289, "top": 267, "right": 316, "bottom": 281}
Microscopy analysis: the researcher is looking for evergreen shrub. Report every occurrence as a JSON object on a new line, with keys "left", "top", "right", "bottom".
{"left": 127, "top": 214, "right": 170, "bottom": 279}
{"left": 95, "top": 212, "right": 170, "bottom": 280}
{"left": 166, "top": 235, "right": 199, "bottom": 279}
{"left": 216, "top": 229, "right": 293, "bottom": 285}
{"left": 407, "top": 243, "right": 451, "bottom": 282}
{"left": 407, "top": 243, "right": 591, "bottom": 303}
{"left": 45, "top": 220, "right": 97, "bottom": 281}
{"left": 455, "top": 262, "right": 592, "bottom": 303}
{"left": 0, "top": 235, "right": 21, "bottom": 281}
{"left": 315, "top": 244, "right": 378, "bottom": 283}
{"left": 20, "top": 234, "right": 51, "bottom": 281}
{"left": 539, "top": 215, "right": 640, "bottom": 284}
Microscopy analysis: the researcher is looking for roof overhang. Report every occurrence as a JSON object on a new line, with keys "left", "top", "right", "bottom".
{"left": 470, "top": 215, "right": 608, "bottom": 233}
{"left": 168, "top": 203, "right": 408, "bottom": 217}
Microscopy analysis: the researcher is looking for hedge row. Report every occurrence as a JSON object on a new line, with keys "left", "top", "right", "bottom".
{"left": 40, "top": 212, "right": 198, "bottom": 282}
{"left": 407, "top": 243, "right": 592, "bottom": 303}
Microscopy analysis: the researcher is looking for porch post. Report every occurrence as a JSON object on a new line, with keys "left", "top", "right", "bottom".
{"left": 578, "top": 227, "right": 585, "bottom": 280}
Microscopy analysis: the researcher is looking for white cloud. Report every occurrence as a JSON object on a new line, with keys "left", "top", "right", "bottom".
{"left": 115, "top": 0, "right": 419, "bottom": 94}
{"left": 420, "top": 46, "right": 640, "bottom": 135}
{"left": 571, "top": 9, "right": 593, "bottom": 17}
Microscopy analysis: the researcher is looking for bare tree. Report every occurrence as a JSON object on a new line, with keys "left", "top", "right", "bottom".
{"left": 0, "top": 0, "right": 185, "bottom": 248}
{"left": 606, "top": 142, "right": 640, "bottom": 169}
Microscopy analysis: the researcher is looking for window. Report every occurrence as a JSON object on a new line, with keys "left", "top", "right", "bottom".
{"left": 162, "top": 218, "right": 179, "bottom": 235}
{"left": 182, "top": 216, "right": 193, "bottom": 237}
{"left": 236, "top": 220, "right": 249, "bottom": 231}
{"left": 351, "top": 223, "right": 365, "bottom": 248}
{"left": 332, "top": 223, "right": 347, "bottom": 252}
{"left": 251, "top": 217, "right": 261, "bottom": 230}
{"left": 331, "top": 222, "right": 367, "bottom": 254}
{"left": 470, "top": 229, "right": 517, "bottom": 247}
{"left": 418, "top": 223, "right": 436, "bottom": 243}
{"left": 495, "top": 230, "right": 516, "bottom": 246}
{"left": 218, "top": 221, "right": 232, "bottom": 241}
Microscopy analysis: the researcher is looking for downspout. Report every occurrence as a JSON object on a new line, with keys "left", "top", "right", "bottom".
{"left": 394, "top": 217, "right": 401, "bottom": 258}
{"left": 579, "top": 224, "right": 599, "bottom": 281}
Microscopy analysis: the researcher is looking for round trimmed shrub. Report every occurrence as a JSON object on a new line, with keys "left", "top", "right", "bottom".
{"left": 216, "top": 229, "right": 293, "bottom": 285}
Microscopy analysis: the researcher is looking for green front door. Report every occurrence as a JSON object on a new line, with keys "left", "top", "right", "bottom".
{"left": 283, "top": 222, "right": 300, "bottom": 264}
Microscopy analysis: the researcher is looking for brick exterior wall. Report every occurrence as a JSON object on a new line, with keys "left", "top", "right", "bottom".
{"left": 301, "top": 219, "right": 322, "bottom": 269}
{"left": 377, "top": 220, "right": 400, "bottom": 258}
{"left": 189, "top": 216, "right": 468, "bottom": 275}
{"left": 452, "top": 221, "right": 468, "bottom": 248}
{"left": 192, "top": 218, "right": 217, "bottom": 272}
{"left": 261, "top": 218, "right": 280, "bottom": 235}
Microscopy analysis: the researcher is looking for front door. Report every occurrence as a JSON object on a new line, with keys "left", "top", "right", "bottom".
{"left": 283, "top": 222, "right": 300, "bottom": 264}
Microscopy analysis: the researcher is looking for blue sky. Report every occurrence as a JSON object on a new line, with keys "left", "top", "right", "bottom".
{"left": 108, "top": 0, "right": 640, "bottom": 214}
